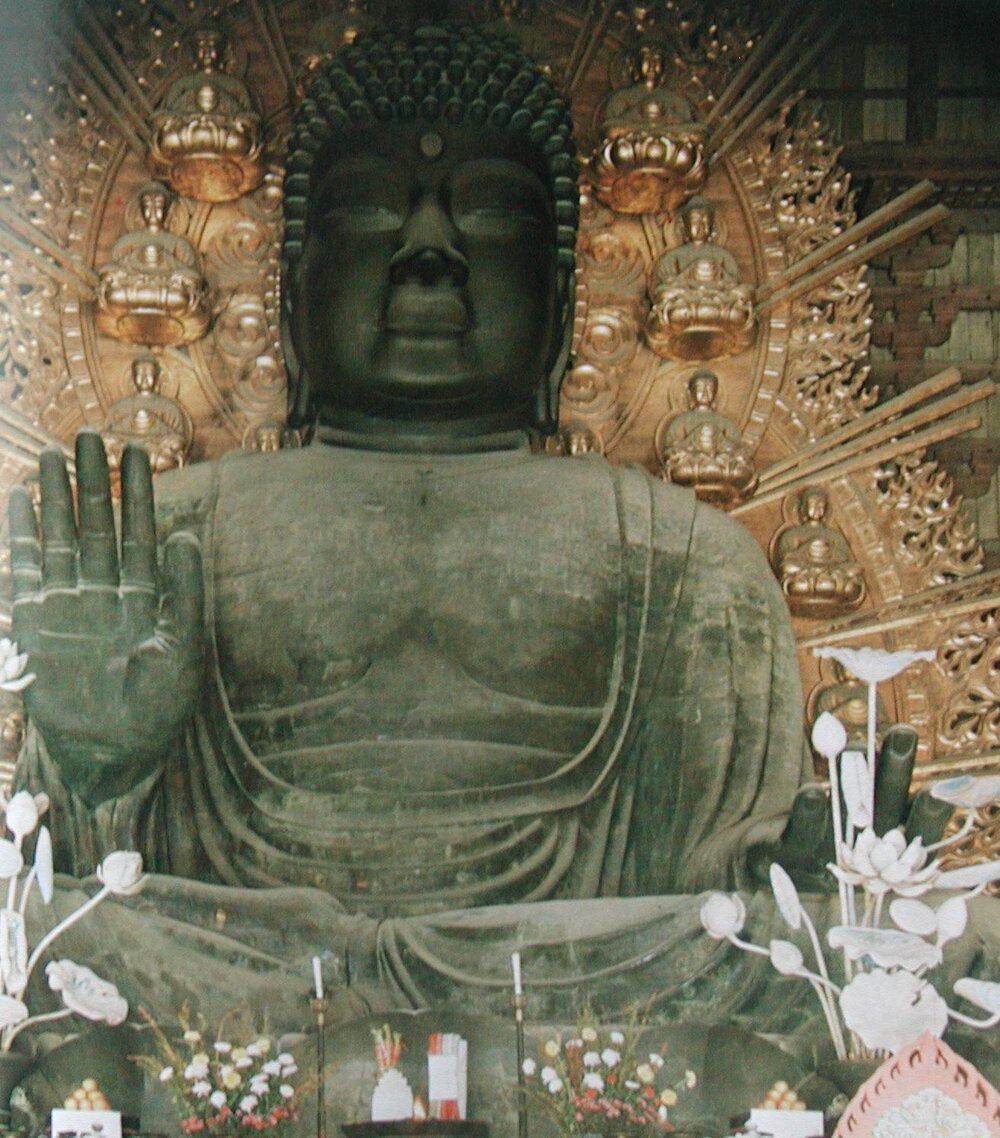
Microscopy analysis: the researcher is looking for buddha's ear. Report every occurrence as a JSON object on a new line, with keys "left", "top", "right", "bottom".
{"left": 535, "top": 267, "right": 576, "bottom": 435}
{"left": 280, "top": 256, "right": 313, "bottom": 429}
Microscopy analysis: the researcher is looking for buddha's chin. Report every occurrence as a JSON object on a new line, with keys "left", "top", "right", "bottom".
{"left": 373, "top": 333, "right": 479, "bottom": 405}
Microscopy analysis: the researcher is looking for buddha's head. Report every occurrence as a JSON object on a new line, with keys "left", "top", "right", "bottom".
{"left": 193, "top": 27, "right": 224, "bottom": 73}
{"left": 282, "top": 23, "right": 578, "bottom": 443}
{"left": 131, "top": 352, "right": 161, "bottom": 394}
{"left": 687, "top": 367, "right": 718, "bottom": 409}
{"left": 679, "top": 194, "right": 714, "bottom": 245}
{"left": 798, "top": 485, "right": 830, "bottom": 524}
{"left": 138, "top": 182, "right": 170, "bottom": 231}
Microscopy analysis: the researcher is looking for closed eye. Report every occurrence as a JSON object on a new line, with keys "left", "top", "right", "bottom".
{"left": 323, "top": 205, "right": 404, "bottom": 233}
{"left": 457, "top": 209, "right": 546, "bottom": 237}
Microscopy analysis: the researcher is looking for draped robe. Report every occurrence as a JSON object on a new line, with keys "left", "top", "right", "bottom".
{"left": 19, "top": 441, "right": 814, "bottom": 1025}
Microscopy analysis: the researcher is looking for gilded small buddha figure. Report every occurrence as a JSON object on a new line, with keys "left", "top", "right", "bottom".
{"left": 102, "top": 353, "right": 192, "bottom": 476}
{"left": 592, "top": 43, "right": 706, "bottom": 215}
{"left": 559, "top": 422, "right": 603, "bottom": 456}
{"left": 149, "top": 26, "right": 265, "bottom": 202}
{"left": 95, "top": 182, "right": 211, "bottom": 346}
{"left": 659, "top": 368, "right": 757, "bottom": 508}
{"left": 773, "top": 486, "right": 866, "bottom": 618}
{"left": 645, "top": 195, "right": 756, "bottom": 361}
{"left": 811, "top": 661, "right": 890, "bottom": 752}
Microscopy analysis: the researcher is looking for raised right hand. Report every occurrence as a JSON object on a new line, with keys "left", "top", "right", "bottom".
{"left": 8, "top": 431, "right": 204, "bottom": 805}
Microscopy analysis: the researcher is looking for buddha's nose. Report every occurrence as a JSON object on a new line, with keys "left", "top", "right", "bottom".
{"left": 389, "top": 196, "right": 469, "bottom": 287}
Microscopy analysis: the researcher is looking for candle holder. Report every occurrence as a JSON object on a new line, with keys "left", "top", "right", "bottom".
{"left": 311, "top": 996, "right": 329, "bottom": 1138}
{"left": 512, "top": 993, "right": 527, "bottom": 1138}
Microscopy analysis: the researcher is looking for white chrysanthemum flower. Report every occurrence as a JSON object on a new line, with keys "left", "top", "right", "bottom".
{"left": 277, "top": 1053, "right": 294, "bottom": 1065}
{"left": 209, "top": 1090, "right": 227, "bottom": 1109}
{"left": 521, "top": 1058, "right": 537, "bottom": 1076}
{"left": 214, "top": 1041, "right": 232, "bottom": 1053}
{"left": 159, "top": 1067, "right": 174, "bottom": 1083}
{"left": 648, "top": 1053, "right": 665, "bottom": 1070}
{"left": 184, "top": 1030, "right": 202, "bottom": 1044}
{"left": 582, "top": 1072, "right": 604, "bottom": 1092}
{"left": 546, "top": 1077, "right": 563, "bottom": 1094}
{"left": 262, "top": 1059, "right": 282, "bottom": 1076}
{"left": 582, "top": 1050, "right": 600, "bottom": 1067}
{"left": 609, "top": 1030, "right": 625, "bottom": 1045}
{"left": 239, "top": 1095, "right": 259, "bottom": 1113}
{"left": 601, "top": 1048, "right": 621, "bottom": 1067}
{"left": 185, "top": 1062, "right": 209, "bottom": 1081}
{"left": 580, "top": 1027, "right": 598, "bottom": 1043}
{"left": 540, "top": 1066, "right": 556, "bottom": 1084}
{"left": 636, "top": 1063, "right": 655, "bottom": 1084}
{"left": 191, "top": 1081, "right": 211, "bottom": 1098}
{"left": 279, "top": 1085, "right": 294, "bottom": 1099}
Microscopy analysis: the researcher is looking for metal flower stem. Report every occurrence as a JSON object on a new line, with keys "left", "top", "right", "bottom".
{"left": 867, "top": 680, "right": 878, "bottom": 830}
{"left": 513, "top": 992, "right": 528, "bottom": 1138}
{"left": 311, "top": 997, "right": 327, "bottom": 1138}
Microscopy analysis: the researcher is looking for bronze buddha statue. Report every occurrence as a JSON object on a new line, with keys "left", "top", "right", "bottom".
{"left": 102, "top": 353, "right": 193, "bottom": 476}
{"left": 9, "top": 26, "right": 959, "bottom": 1047}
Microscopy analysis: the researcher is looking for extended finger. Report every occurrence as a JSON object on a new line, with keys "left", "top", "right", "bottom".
{"left": 157, "top": 532, "right": 204, "bottom": 655}
{"left": 120, "top": 445, "right": 157, "bottom": 591}
{"left": 906, "top": 788, "right": 954, "bottom": 846}
{"left": 782, "top": 784, "right": 831, "bottom": 860}
{"left": 874, "top": 724, "right": 918, "bottom": 836}
{"left": 8, "top": 485, "right": 41, "bottom": 602}
{"left": 39, "top": 447, "right": 77, "bottom": 590}
{"left": 75, "top": 431, "right": 118, "bottom": 587}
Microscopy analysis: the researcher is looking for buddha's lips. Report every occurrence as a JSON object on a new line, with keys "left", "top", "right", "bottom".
{"left": 384, "top": 286, "right": 470, "bottom": 335}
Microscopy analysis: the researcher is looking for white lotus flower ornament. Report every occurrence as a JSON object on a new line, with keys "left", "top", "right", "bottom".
{"left": 828, "top": 827, "right": 939, "bottom": 897}
{"left": 0, "top": 641, "right": 34, "bottom": 694}
{"left": 698, "top": 893, "right": 746, "bottom": 940}
{"left": 839, "top": 970, "right": 948, "bottom": 1053}
{"left": 701, "top": 640, "right": 1000, "bottom": 1063}
{"left": 0, "top": 771, "right": 143, "bottom": 1051}
{"left": 930, "top": 774, "right": 1000, "bottom": 809}
{"left": 812, "top": 645, "right": 936, "bottom": 683}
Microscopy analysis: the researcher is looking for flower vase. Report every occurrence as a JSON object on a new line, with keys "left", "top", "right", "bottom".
{"left": 0, "top": 1052, "right": 32, "bottom": 1133}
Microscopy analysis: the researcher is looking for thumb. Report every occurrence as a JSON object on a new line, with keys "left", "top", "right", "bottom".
{"left": 156, "top": 532, "right": 204, "bottom": 655}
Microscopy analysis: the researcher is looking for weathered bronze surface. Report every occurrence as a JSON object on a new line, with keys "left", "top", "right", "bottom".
{"left": 13, "top": 25, "right": 819, "bottom": 1016}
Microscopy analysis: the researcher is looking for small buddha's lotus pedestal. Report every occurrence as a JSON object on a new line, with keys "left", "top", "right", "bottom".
{"left": 591, "top": 129, "right": 708, "bottom": 216}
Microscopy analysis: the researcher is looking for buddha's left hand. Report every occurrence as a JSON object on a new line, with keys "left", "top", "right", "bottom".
{"left": 747, "top": 724, "right": 955, "bottom": 890}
